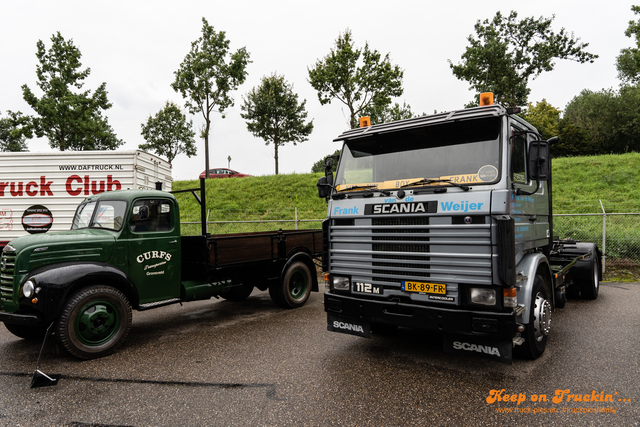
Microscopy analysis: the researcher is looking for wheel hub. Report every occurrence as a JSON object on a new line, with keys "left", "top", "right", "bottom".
{"left": 77, "top": 303, "right": 117, "bottom": 343}
{"left": 532, "top": 293, "right": 552, "bottom": 341}
{"left": 289, "top": 271, "right": 308, "bottom": 298}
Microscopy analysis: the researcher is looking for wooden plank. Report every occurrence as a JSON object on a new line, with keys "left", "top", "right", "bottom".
{"left": 206, "top": 229, "right": 322, "bottom": 268}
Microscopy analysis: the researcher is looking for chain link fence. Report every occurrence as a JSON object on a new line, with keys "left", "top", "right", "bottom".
{"left": 554, "top": 213, "right": 640, "bottom": 270}
{"left": 181, "top": 218, "right": 324, "bottom": 235}
{"left": 181, "top": 209, "right": 640, "bottom": 275}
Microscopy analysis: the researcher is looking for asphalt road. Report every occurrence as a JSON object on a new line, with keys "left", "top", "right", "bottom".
{"left": 0, "top": 281, "right": 638, "bottom": 427}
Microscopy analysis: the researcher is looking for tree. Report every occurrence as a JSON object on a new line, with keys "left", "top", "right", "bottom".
{"left": 561, "top": 86, "right": 640, "bottom": 155}
{"left": 0, "top": 111, "right": 32, "bottom": 152}
{"left": 21, "top": 32, "right": 122, "bottom": 151}
{"left": 555, "top": 119, "right": 592, "bottom": 157}
{"left": 311, "top": 149, "right": 340, "bottom": 173}
{"left": 449, "top": 11, "right": 598, "bottom": 108}
{"left": 616, "top": 5, "right": 640, "bottom": 85}
{"left": 308, "top": 29, "right": 404, "bottom": 129}
{"left": 519, "top": 99, "right": 560, "bottom": 140}
{"left": 139, "top": 101, "right": 197, "bottom": 165}
{"left": 172, "top": 18, "right": 250, "bottom": 178}
{"left": 362, "top": 100, "right": 414, "bottom": 125}
{"left": 241, "top": 74, "right": 313, "bottom": 175}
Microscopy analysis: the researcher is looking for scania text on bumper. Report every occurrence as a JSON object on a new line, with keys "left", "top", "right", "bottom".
{"left": 325, "top": 293, "right": 516, "bottom": 363}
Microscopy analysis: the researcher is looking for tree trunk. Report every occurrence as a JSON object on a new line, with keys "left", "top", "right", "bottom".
{"left": 274, "top": 143, "right": 279, "bottom": 175}
{"left": 204, "top": 116, "right": 211, "bottom": 178}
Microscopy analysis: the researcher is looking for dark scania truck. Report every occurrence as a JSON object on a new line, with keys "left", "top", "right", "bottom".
{"left": 0, "top": 179, "right": 322, "bottom": 359}
{"left": 318, "top": 95, "right": 601, "bottom": 363}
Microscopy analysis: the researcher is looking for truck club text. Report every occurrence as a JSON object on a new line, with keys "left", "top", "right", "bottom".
{"left": 0, "top": 175, "right": 121, "bottom": 197}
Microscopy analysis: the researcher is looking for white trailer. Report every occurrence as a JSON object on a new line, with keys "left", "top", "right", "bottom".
{"left": 0, "top": 150, "right": 172, "bottom": 246}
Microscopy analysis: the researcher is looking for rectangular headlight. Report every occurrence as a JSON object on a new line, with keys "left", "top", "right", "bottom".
{"left": 332, "top": 276, "right": 350, "bottom": 291}
{"left": 470, "top": 288, "right": 496, "bottom": 305}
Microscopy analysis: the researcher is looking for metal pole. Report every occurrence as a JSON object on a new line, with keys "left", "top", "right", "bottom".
{"left": 599, "top": 200, "right": 606, "bottom": 274}
{"left": 295, "top": 207, "right": 298, "bottom": 230}
{"left": 200, "top": 178, "right": 207, "bottom": 236}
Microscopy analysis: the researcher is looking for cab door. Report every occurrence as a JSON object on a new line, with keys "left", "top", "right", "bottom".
{"left": 126, "top": 197, "right": 181, "bottom": 304}
{"left": 508, "top": 123, "right": 550, "bottom": 249}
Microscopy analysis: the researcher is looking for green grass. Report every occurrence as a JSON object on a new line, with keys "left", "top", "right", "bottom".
{"left": 552, "top": 153, "right": 640, "bottom": 276}
{"left": 173, "top": 152, "right": 640, "bottom": 221}
{"left": 553, "top": 152, "right": 640, "bottom": 214}
{"left": 172, "top": 155, "right": 640, "bottom": 277}
{"left": 172, "top": 173, "right": 328, "bottom": 224}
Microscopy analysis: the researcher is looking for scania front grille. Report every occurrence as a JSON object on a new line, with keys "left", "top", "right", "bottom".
{"left": 0, "top": 249, "right": 16, "bottom": 303}
{"left": 329, "top": 216, "right": 493, "bottom": 298}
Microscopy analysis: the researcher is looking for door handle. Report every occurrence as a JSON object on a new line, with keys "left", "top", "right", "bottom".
{"left": 169, "top": 240, "right": 178, "bottom": 244}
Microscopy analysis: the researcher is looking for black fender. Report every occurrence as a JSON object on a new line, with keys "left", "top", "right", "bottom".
{"left": 21, "top": 262, "right": 138, "bottom": 323}
{"left": 281, "top": 250, "right": 319, "bottom": 292}
{"left": 560, "top": 242, "right": 603, "bottom": 282}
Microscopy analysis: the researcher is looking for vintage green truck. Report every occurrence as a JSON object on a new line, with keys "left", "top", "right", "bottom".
{"left": 0, "top": 179, "right": 322, "bottom": 359}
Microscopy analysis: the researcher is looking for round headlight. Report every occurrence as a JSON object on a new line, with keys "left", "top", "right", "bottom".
{"left": 22, "top": 280, "right": 35, "bottom": 298}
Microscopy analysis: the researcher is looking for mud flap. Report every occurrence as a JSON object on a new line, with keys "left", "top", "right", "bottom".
{"left": 443, "top": 335, "right": 513, "bottom": 364}
{"left": 327, "top": 313, "right": 370, "bottom": 338}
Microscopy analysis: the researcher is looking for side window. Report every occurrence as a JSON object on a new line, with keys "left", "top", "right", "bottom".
{"left": 93, "top": 201, "right": 127, "bottom": 230}
{"left": 129, "top": 199, "right": 174, "bottom": 233}
{"left": 511, "top": 128, "right": 527, "bottom": 184}
{"left": 72, "top": 202, "right": 97, "bottom": 229}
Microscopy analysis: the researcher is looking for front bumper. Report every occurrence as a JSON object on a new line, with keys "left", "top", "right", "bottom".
{"left": 0, "top": 311, "right": 40, "bottom": 326}
{"left": 325, "top": 292, "right": 517, "bottom": 363}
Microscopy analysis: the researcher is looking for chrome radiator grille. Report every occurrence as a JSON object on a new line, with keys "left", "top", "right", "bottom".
{"left": 1, "top": 248, "right": 16, "bottom": 303}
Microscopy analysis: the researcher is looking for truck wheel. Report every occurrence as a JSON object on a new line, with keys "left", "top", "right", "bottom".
{"left": 55, "top": 285, "right": 132, "bottom": 359}
{"left": 578, "top": 257, "right": 600, "bottom": 300}
{"left": 270, "top": 261, "right": 312, "bottom": 309}
{"left": 221, "top": 283, "right": 254, "bottom": 301}
{"left": 3, "top": 323, "right": 48, "bottom": 340}
{"left": 516, "top": 275, "right": 551, "bottom": 360}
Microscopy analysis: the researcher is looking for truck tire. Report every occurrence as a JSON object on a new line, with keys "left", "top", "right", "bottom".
{"left": 270, "top": 261, "right": 312, "bottom": 309}
{"left": 55, "top": 285, "right": 132, "bottom": 359}
{"left": 516, "top": 275, "right": 551, "bottom": 360}
{"left": 221, "top": 283, "right": 254, "bottom": 301}
{"left": 3, "top": 323, "right": 48, "bottom": 340}
{"left": 578, "top": 256, "right": 600, "bottom": 300}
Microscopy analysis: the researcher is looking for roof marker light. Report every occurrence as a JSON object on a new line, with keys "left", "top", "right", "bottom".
{"left": 479, "top": 92, "right": 494, "bottom": 106}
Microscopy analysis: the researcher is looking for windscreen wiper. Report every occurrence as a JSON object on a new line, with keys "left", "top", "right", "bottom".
{"left": 400, "top": 178, "right": 470, "bottom": 191}
{"left": 339, "top": 185, "right": 379, "bottom": 192}
{"left": 335, "top": 185, "right": 391, "bottom": 198}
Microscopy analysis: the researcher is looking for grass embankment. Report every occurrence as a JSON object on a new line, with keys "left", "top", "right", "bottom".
{"left": 173, "top": 154, "right": 640, "bottom": 279}
{"left": 172, "top": 173, "right": 327, "bottom": 234}
{"left": 552, "top": 153, "right": 640, "bottom": 280}
{"left": 553, "top": 152, "right": 640, "bottom": 214}
{"left": 173, "top": 152, "right": 640, "bottom": 219}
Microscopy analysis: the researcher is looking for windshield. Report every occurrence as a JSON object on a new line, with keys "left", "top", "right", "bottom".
{"left": 334, "top": 117, "right": 501, "bottom": 191}
{"left": 71, "top": 200, "right": 127, "bottom": 231}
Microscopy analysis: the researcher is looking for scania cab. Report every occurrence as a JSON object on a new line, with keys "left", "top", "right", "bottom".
{"left": 317, "top": 95, "right": 601, "bottom": 363}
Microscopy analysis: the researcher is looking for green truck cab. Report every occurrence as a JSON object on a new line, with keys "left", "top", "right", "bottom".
{"left": 1, "top": 184, "right": 322, "bottom": 359}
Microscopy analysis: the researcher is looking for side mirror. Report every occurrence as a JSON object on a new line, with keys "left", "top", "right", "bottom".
{"left": 138, "top": 205, "right": 150, "bottom": 220}
{"left": 528, "top": 141, "right": 550, "bottom": 181}
{"left": 317, "top": 176, "right": 331, "bottom": 198}
{"left": 324, "top": 157, "right": 334, "bottom": 184}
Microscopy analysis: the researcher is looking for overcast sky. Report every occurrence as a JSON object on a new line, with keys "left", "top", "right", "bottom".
{"left": 1, "top": 1, "right": 634, "bottom": 180}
